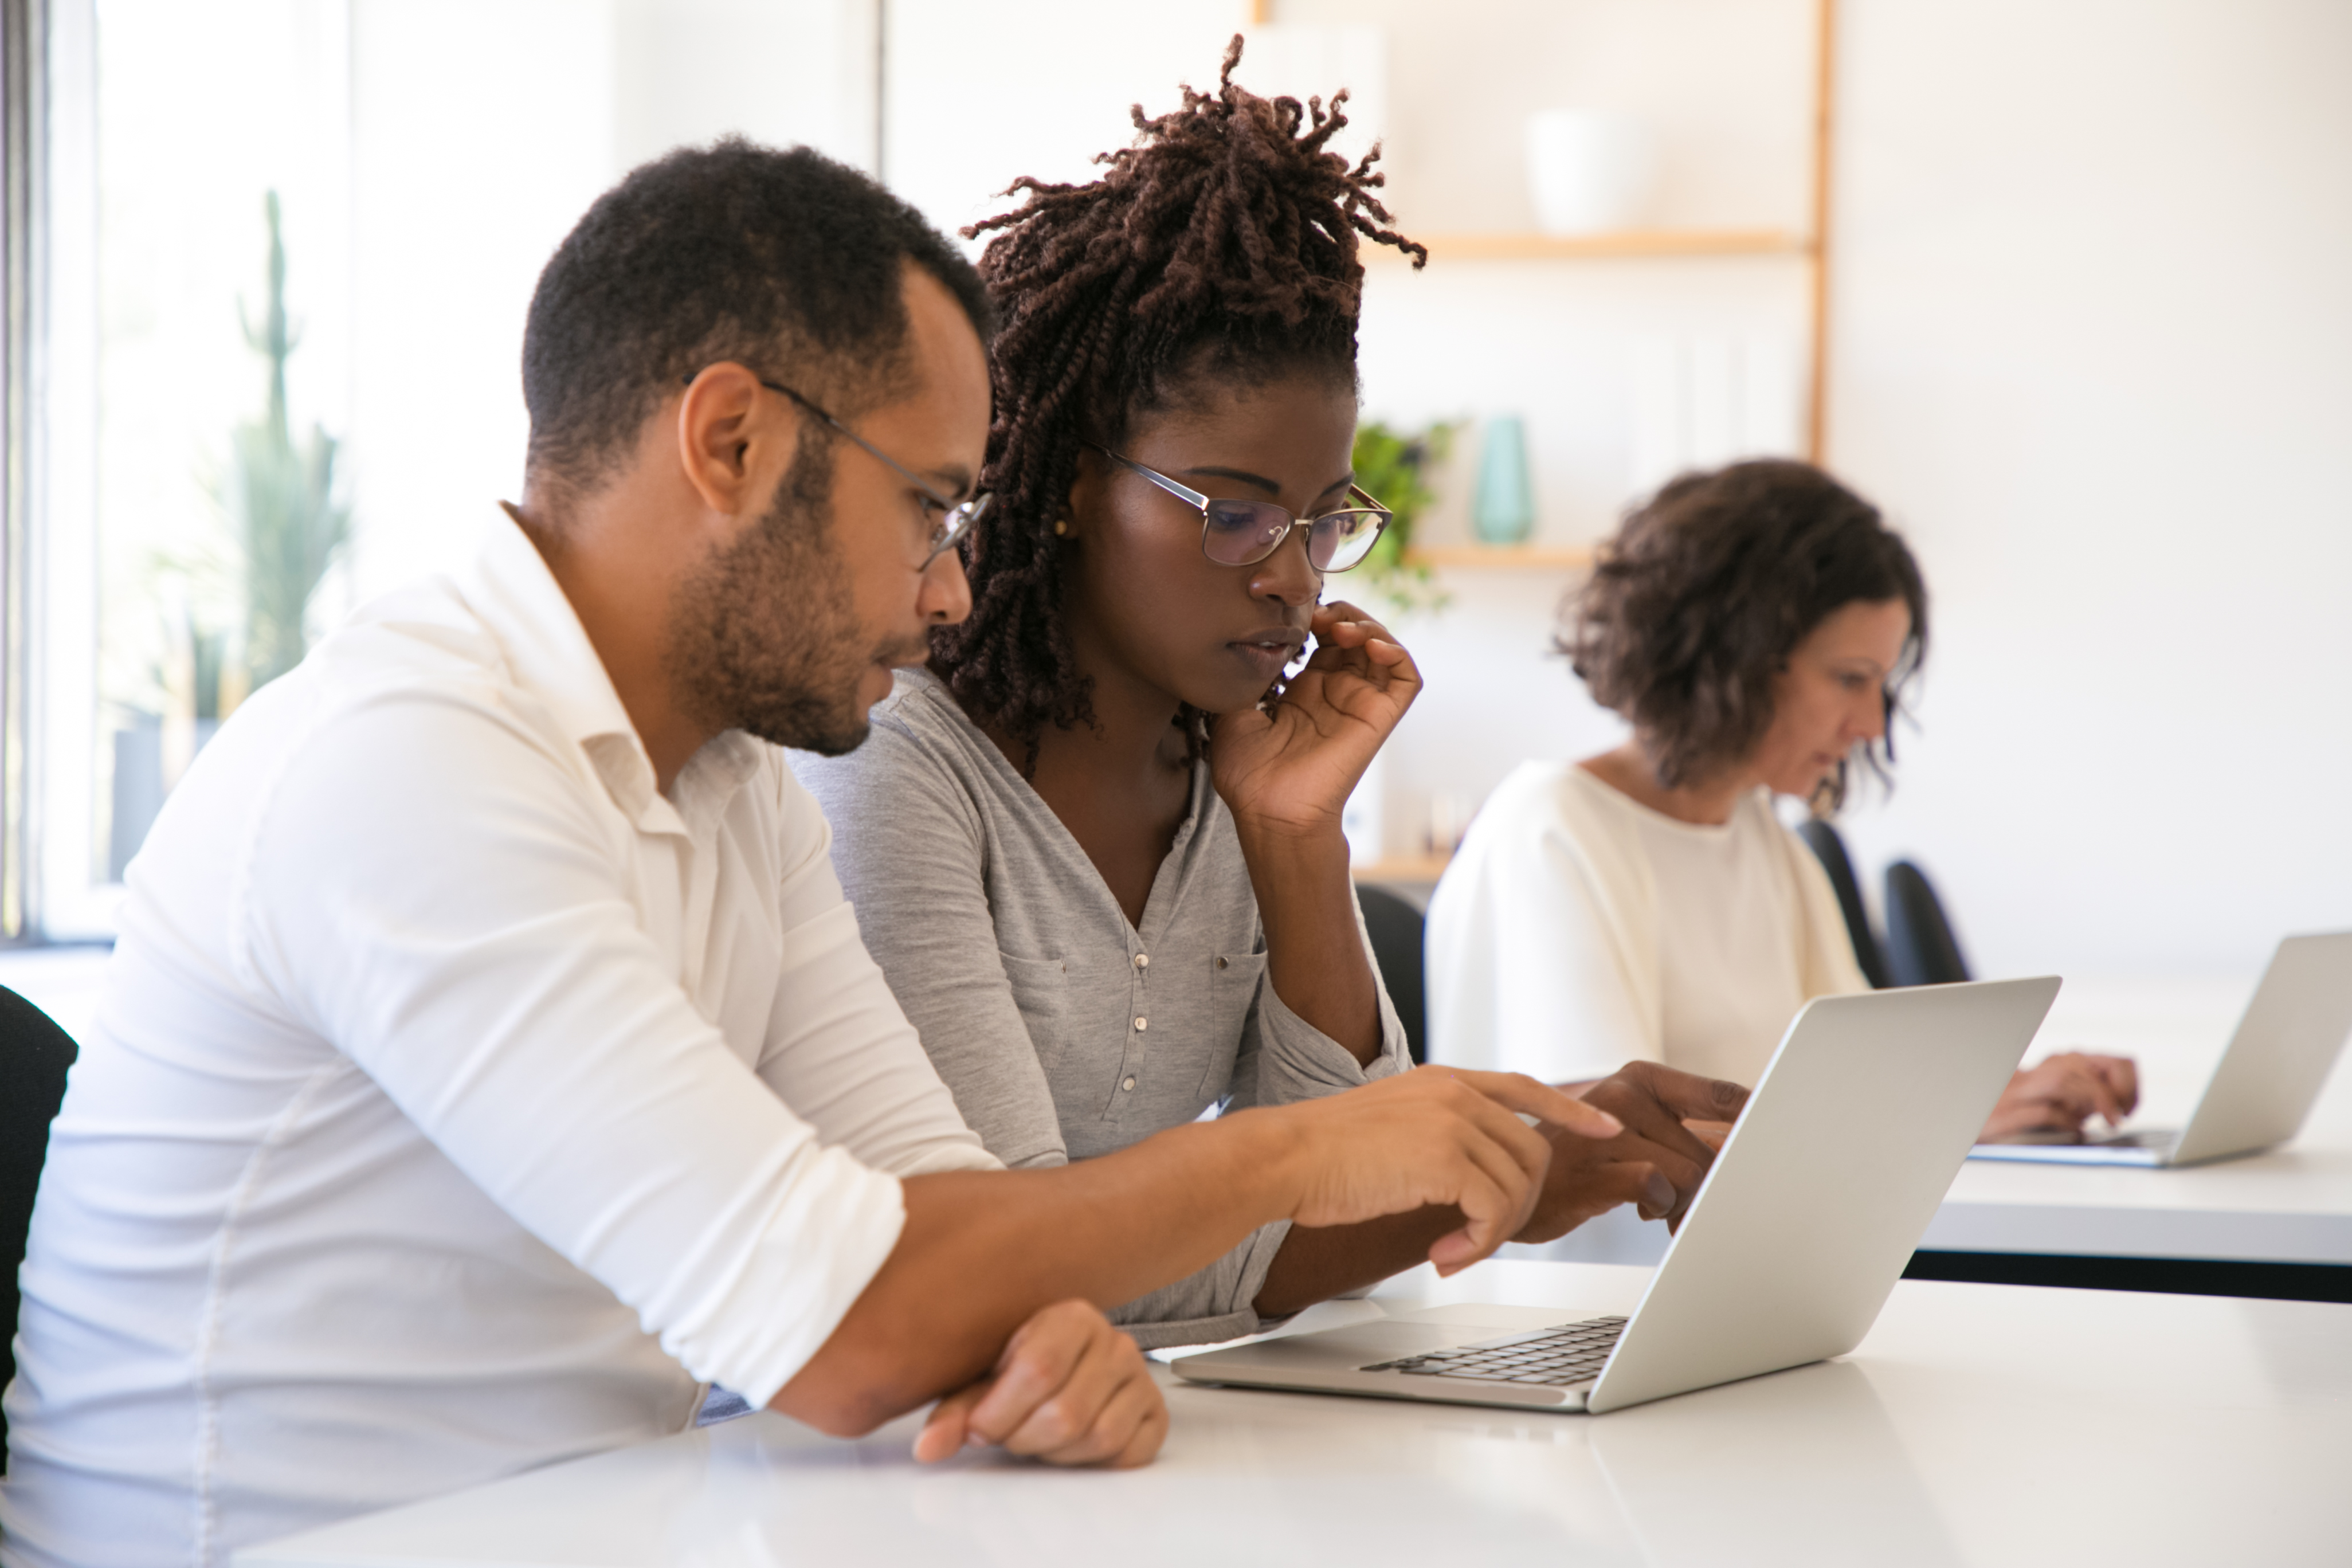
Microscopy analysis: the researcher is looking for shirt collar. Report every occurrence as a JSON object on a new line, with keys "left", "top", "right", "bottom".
{"left": 462, "top": 505, "right": 762, "bottom": 835}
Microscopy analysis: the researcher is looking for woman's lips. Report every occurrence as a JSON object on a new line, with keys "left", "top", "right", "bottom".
{"left": 1228, "top": 636, "right": 1302, "bottom": 681}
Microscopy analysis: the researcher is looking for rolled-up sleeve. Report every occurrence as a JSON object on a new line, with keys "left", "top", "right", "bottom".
{"left": 752, "top": 769, "right": 1001, "bottom": 1180}
{"left": 1232, "top": 892, "right": 1412, "bottom": 1110}
{"left": 235, "top": 693, "right": 901, "bottom": 1408}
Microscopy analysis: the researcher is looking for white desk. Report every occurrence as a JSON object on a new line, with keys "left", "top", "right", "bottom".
{"left": 1927, "top": 975, "right": 2352, "bottom": 1268}
{"left": 242, "top": 1258, "right": 2352, "bottom": 1568}
{"left": 1525, "top": 975, "right": 2352, "bottom": 1283}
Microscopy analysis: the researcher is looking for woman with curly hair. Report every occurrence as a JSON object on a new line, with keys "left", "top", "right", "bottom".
{"left": 795, "top": 41, "right": 1745, "bottom": 1346}
{"left": 1426, "top": 458, "right": 2135, "bottom": 1144}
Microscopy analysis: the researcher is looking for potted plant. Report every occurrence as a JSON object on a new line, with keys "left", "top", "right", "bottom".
{"left": 1350, "top": 419, "right": 1455, "bottom": 617}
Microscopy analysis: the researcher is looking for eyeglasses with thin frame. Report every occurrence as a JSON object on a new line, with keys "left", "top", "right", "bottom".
{"left": 1088, "top": 443, "right": 1392, "bottom": 574}
{"left": 681, "top": 371, "right": 991, "bottom": 566}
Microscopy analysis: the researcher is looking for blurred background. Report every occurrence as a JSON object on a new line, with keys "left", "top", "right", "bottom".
{"left": 1, "top": 0, "right": 2346, "bottom": 1001}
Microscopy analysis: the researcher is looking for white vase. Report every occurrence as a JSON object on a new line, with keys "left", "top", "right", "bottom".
{"left": 1524, "top": 109, "right": 1657, "bottom": 236}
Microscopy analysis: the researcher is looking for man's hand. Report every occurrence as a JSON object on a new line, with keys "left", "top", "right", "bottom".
{"left": 1514, "top": 1062, "right": 1752, "bottom": 1243}
{"left": 912, "top": 1300, "right": 1166, "bottom": 1468}
{"left": 1264, "top": 1066, "right": 1623, "bottom": 1275}
{"left": 1981, "top": 1052, "right": 2139, "bottom": 1143}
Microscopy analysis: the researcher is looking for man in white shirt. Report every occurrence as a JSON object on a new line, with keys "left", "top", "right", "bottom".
{"left": 0, "top": 143, "right": 1640, "bottom": 1567}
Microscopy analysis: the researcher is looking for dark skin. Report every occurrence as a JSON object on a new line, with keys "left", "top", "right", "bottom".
{"left": 975, "top": 371, "right": 1753, "bottom": 1315}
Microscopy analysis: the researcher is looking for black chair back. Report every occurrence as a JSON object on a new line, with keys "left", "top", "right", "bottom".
{"left": 1, "top": 985, "right": 79, "bottom": 1473}
{"left": 1354, "top": 884, "right": 1428, "bottom": 1065}
{"left": 1796, "top": 818, "right": 1892, "bottom": 990}
{"left": 1883, "top": 861, "right": 1973, "bottom": 987}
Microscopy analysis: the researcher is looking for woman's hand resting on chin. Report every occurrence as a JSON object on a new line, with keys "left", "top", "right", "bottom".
{"left": 1209, "top": 601, "right": 1420, "bottom": 840}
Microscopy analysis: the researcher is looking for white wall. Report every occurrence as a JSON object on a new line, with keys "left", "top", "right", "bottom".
{"left": 1822, "top": 0, "right": 2352, "bottom": 978}
{"left": 342, "top": 0, "right": 882, "bottom": 605}
{"left": 1198, "top": 0, "right": 2352, "bottom": 984}
{"left": 883, "top": 0, "right": 1252, "bottom": 245}
{"left": 117, "top": 0, "right": 2344, "bottom": 979}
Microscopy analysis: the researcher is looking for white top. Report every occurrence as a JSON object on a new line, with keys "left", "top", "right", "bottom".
{"left": 235, "top": 1259, "right": 2352, "bottom": 1568}
{"left": 1425, "top": 761, "right": 1868, "bottom": 1085}
{"left": 0, "top": 512, "right": 996, "bottom": 1568}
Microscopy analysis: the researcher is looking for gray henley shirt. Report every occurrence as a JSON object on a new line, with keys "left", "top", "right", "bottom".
{"left": 793, "top": 668, "right": 1409, "bottom": 1348}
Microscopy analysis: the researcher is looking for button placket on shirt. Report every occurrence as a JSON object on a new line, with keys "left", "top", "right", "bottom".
{"left": 1118, "top": 944, "right": 1148, "bottom": 1097}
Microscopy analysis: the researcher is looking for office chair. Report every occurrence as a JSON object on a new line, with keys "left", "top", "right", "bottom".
{"left": 1883, "top": 861, "right": 1972, "bottom": 987}
{"left": 1354, "top": 884, "right": 1428, "bottom": 1065}
{"left": 1796, "top": 818, "right": 1892, "bottom": 990}
{"left": 1, "top": 985, "right": 79, "bottom": 1474}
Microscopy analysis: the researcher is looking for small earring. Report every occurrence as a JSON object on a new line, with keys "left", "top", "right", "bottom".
{"left": 1053, "top": 518, "right": 1069, "bottom": 536}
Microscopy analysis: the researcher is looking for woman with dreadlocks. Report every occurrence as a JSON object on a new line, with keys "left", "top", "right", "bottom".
{"left": 795, "top": 42, "right": 1742, "bottom": 1345}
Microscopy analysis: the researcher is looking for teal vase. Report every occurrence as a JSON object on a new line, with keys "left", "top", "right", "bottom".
{"left": 1472, "top": 415, "right": 1534, "bottom": 544}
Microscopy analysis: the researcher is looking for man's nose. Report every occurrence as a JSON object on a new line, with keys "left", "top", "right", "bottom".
{"left": 923, "top": 547, "right": 973, "bottom": 626}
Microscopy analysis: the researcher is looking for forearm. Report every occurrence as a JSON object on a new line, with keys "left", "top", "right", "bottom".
{"left": 1252, "top": 1205, "right": 1463, "bottom": 1318}
{"left": 773, "top": 1114, "right": 1299, "bottom": 1434}
{"left": 1234, "top": 821, "right": 1382, "bottom": 1064}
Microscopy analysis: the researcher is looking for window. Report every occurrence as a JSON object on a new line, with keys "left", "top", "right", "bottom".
{"left": 11, "top": 0, "right": 880, "bottom": 940}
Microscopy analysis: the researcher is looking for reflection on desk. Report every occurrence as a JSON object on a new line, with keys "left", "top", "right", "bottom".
{"left": 241, "top": 1259, "right": 2352, "bottom": 1568}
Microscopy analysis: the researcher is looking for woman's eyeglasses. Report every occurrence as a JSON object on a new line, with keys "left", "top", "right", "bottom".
{"left": 1089, "top": 444, "right": 1391, "bottom": 573}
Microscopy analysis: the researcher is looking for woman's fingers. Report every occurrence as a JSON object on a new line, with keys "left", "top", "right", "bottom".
{"left": 2083, "top": 1053, "right": 2141, "bottom": 1118}
{"left": 1304, "top": 603, "right": 1422, "bottom": 701}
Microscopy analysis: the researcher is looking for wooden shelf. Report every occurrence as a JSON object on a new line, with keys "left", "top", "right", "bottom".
{"left": 1404, "top": 543, "right": 1594, "bottom": 571}
{"left": 1379, "top": 229, "right": 1812, "bottom": 262}
{"left": 1352, "top": 854, "right": 1453, "bottom": 885}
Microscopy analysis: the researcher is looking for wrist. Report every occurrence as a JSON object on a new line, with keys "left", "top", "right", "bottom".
{"left": 1231, "top": 810, "right": 1350, "bottom": 865}
{"left": 1216, "top": 1104, "right": 1318, "bottom": 1225}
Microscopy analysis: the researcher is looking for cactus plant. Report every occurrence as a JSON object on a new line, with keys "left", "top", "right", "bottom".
{"left": 233, "top": 190, "right": 348, "bottom": 689}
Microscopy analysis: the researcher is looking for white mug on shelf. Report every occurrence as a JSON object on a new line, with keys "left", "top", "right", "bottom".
{"left": 1524, "top": 109, "right": 1657, "bottom": 236}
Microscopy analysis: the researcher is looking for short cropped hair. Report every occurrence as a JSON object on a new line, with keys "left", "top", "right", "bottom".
{"left": 1561, "top": 459, "right": 1929, "bottom": 801}
{"left": 522, "top": 138, "right": 993, "bottom": 507}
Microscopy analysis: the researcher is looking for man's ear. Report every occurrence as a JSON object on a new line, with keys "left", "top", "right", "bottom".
{"left": 676, "top": 364, "right": 787, "bottom": 516}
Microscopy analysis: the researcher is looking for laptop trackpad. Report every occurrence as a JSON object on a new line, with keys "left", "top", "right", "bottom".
{"left": 1212, "top": 1322, "right": 1472, "bottom": 1374}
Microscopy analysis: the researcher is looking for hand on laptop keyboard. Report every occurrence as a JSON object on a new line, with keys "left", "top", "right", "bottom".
{"left": 1981, "top": 1051, "right": 2139, "bottom": 1143}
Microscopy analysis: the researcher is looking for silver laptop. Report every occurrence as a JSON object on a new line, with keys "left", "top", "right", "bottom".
{"left": 1174, "top": 977, "right": 2059, "bottom": 1414}
{"left": 1969, "top": 931, "right": 2352, "bottom": 1169}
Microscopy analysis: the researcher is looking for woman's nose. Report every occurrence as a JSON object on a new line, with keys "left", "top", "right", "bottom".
{"left": 1248, "top": 526, "right": 1321, "bottom": 607}
{"left": 1856, "top": 689, "right": 1888, "bottom": 741}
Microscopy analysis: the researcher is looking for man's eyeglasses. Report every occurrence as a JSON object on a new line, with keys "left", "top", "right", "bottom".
{"left": 683, "top": 371, "right": 991, "bottom": 566}
{"left": 1089, "top": 444, "right": 1391, "bottom": 573}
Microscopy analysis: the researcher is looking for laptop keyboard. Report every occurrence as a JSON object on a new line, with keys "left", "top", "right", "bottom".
{"left": 1359, "top": 1315, "right": 1628, "bottom": 1386}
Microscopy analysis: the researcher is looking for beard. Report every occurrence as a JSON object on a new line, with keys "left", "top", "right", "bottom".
{"left": 665, "top": 431, "right": 914, "bottom": 758}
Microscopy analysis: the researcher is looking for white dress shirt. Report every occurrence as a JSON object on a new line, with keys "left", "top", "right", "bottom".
{"left": 0, "top": 511, "right": 996, "bottom": 1568}
{"left": 1426, "top": 762, "right": 1869, "bottom": 1085}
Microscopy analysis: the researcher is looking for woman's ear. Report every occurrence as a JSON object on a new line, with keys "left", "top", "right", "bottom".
{"left": 1061, "top": 444, "right": 1111, "bottom": 539}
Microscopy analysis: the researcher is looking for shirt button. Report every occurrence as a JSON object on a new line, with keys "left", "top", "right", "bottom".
{"left": 1132, "top": 1016, "right": 1148, "bottom": 1032}
{"left": 1122, "top": 1076, "right": 1136, "bottom": 1092}
{"left": 1133, "top": 952, "right": 1149, "bottom": 969}
{"left": 1216, "top": 957, "right": 1229, "bottom": 970}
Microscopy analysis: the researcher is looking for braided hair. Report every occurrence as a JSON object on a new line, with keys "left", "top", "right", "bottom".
{"left": 930, "top": 36, "right": 1425, "bottom": 755}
